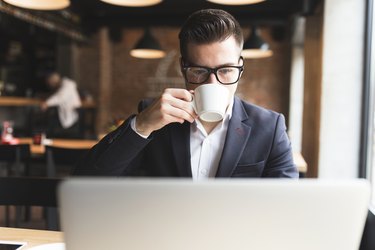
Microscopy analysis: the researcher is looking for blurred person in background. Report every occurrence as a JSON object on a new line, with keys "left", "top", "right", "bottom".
{"left": 40, "top": 71, "right": 81, "bottom": 138}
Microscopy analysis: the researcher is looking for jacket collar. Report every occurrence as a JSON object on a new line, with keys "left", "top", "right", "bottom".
{"left": 216, "top": 97, "right": 252, "bottom": 177}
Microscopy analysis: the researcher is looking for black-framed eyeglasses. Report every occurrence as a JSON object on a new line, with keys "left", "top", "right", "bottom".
{"left": 182, "top": 57, "right": 244, "bottom": 85}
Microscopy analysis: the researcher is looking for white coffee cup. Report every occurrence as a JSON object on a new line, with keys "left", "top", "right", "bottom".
{"left": 191, "top": 84, "right": 229, "bottom": 122}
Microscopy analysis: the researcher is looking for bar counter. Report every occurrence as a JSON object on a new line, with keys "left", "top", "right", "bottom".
{"left": 0, "top": 97, "right": 41, "bottom": 106}
{"left": 0, "top": 96, "right": 95, "bottom": 108}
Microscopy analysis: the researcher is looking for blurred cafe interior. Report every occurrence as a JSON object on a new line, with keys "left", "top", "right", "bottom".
{"left": 0, "top": 0, "right": 374, "bottom": 248}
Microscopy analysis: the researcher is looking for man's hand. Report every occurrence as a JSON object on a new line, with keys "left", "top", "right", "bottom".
{"left": 135, "top": 88, "right": 197, "bottom": 137}
{"left": 40, "top": 102, "right": 48, "bottom": 111}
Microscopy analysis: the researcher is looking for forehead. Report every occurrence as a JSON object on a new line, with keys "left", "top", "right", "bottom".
{"left": 185, "top": 36, "right": 241, "bottom": 66}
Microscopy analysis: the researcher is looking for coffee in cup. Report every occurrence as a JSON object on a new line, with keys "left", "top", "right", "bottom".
{"left": 191, "top": 84, "right": 229, "bottom": 122}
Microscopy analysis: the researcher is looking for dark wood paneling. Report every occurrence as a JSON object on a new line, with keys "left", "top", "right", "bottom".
{"left": 301, "top": 3, "right": 323, "bottom": 178}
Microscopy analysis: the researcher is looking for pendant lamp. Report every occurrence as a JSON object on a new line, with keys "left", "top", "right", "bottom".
{"left": 3, "top": 0, "right": 70, "bottom": 10}
{"left": 130, "top": 29, "right": 166, "bottom": 59}
{"left": 242, "top": 26, "right": 273, "bottom": 59}
{"left": 100, "top": 0, "right": 162, "bottom": 7}
{"left": 206, "top": 0, "right": 265, "bottom": 5}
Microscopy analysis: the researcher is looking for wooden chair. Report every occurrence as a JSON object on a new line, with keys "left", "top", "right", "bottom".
{"left": 77, "top": 107, "right": 97, "bottom": 139}
{"left": 0, "top": 176, "right": 61, "bottom": 230}
{"left": 45, "top": 145, "right": 90, "bottom": 178}
{"left": 0, "top": 144, "right": 30, "bottom": 176}
{"left": 0, "top": 144, "right": 31, "bottom": 226}
{"left": 44, "top": 145, "right": 90, "bottom": 230}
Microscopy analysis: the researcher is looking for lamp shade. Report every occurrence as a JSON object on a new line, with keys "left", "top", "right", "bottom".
{"left": 3, "top": 0, "right": 70, "bottom": 10}
{"left": 100, "top": 0, "right": 162, "bottom": 7}
{"left": 130, "top": 29, "right": 166, "bottom": 59}
{"left": 206, "top": 0, "right": 265, "bottom": 5}
{"left": 242, "top": 26, "right": 273, "bottom": 59}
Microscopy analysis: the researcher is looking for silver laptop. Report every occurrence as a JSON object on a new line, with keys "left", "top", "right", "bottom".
{"left": 58, "top": 178, "right": 370, "bottom": 250}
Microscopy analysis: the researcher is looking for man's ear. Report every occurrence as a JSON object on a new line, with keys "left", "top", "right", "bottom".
{"left": 179, "top": 57, "right": 184, "bottom": 70}
{"left": 239, "top": 56, "right": 244, "bottom": 78}
{"left": 179, "top": 57, "right": 186, "bottom": 76}
{"left": 180, "top": 57, "right": 189, "bottom": 87}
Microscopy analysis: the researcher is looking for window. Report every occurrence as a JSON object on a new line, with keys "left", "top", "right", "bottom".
{"left": 362, "top": 0, "right": 375, "bottom": 209}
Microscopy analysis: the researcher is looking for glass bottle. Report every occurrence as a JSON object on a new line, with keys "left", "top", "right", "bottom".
{"left": 1, "top": 121, "right": 14, "bottom": 144}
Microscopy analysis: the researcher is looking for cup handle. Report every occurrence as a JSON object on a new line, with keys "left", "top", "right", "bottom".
{"left": 190, "top": 95, "right": 197, "bottom": 113}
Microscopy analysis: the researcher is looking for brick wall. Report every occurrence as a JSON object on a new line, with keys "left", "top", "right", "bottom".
{"left": 76, "top": 26, "right": 291, "bottom": 133}
{"left": 239, "top": 27, "right": 292, "bottom": 115}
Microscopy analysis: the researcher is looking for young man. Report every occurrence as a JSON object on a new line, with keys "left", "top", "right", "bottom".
{"left": 74, "top": 9, "right": 298, "bottom": 179}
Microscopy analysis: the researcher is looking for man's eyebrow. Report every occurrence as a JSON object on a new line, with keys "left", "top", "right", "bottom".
{"left": 184, "top": 61, "right": 239, "bottom": 67}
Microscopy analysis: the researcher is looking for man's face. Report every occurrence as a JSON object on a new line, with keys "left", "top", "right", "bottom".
{"left": 46, "top": 73, "right": 61, "bottom": 91}
{"left": 182, "top": 36, "right": 243, "bottom": 105}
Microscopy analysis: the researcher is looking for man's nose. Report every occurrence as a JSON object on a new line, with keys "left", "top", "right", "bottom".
{"left": 206, "top": 72, "right": 218, "bottom": 84}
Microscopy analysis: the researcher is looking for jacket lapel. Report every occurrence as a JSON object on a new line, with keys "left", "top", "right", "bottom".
{"left": 216, "top": 97, "right": 252, "bottom": 177}
{"left": 170, "top": 122, "right": 192, "bottom": 177}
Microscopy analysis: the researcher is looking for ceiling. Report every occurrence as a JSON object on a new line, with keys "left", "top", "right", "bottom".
{"left": 0, "top": 0, "right": 320, "bottom": 43}
{"left": 69, "top": 0, "right": 320, "bottom": 29}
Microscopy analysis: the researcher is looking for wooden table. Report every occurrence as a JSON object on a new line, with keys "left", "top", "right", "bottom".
{"left": 17, "top": 138, "right": 98, "bottom": 155}
{"left": 14, "top": 138, "right": 307, "bottom": 174}
{"left": 0, "top": 227, "right": 63, "bottom": 249}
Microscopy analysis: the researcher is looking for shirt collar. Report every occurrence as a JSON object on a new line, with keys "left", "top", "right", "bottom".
{"left": 226, "top": 97, "right": 234, "bottom": 120}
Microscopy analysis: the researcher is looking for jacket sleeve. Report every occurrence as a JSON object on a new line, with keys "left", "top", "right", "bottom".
{"left": 73, "top": 115, "right": 152, "bottom": 176}
{"left": 262, "top": 114, "right": 299, "bottom": 178}
{"left": 73, "top": 99, "right": 157, "bottom": 176}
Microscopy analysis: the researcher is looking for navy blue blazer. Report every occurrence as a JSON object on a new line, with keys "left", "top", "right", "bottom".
{"left": 74, "top": 97, "right": 298, "bottom": 178}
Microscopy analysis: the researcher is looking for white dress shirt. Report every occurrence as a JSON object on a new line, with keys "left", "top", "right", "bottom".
{"left": 190, "top": 100, "right": 233, "bottom": 180}
{"left": 131, "top": 99, "right": 233, "bottom": 180}
{"left": 45, "top": 77, "right": 82, "bottom": 128}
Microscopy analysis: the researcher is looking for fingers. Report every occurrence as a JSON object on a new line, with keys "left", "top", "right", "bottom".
{"left": 136, "top": 88, "right": 197, "bottom": 135}
{"left": 164, "top": 88, "right": 193, "bottom": 102}
{"left": 160, "top": 93, "right": 196, "bottom": 121}
{"left": 161, "top": 101, "right": 195, "bottom": 124}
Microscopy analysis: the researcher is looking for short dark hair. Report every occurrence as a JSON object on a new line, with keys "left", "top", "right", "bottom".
{"left": 44, "top": 69, "right": 58, "bottom": 80}
{"left": 178, "top": 9, "right": 243, "bottom": 60}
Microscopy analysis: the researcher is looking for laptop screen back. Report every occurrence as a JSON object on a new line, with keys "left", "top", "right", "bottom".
{"left": 58, "top": 178, "right": 370, "bottom": 250}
